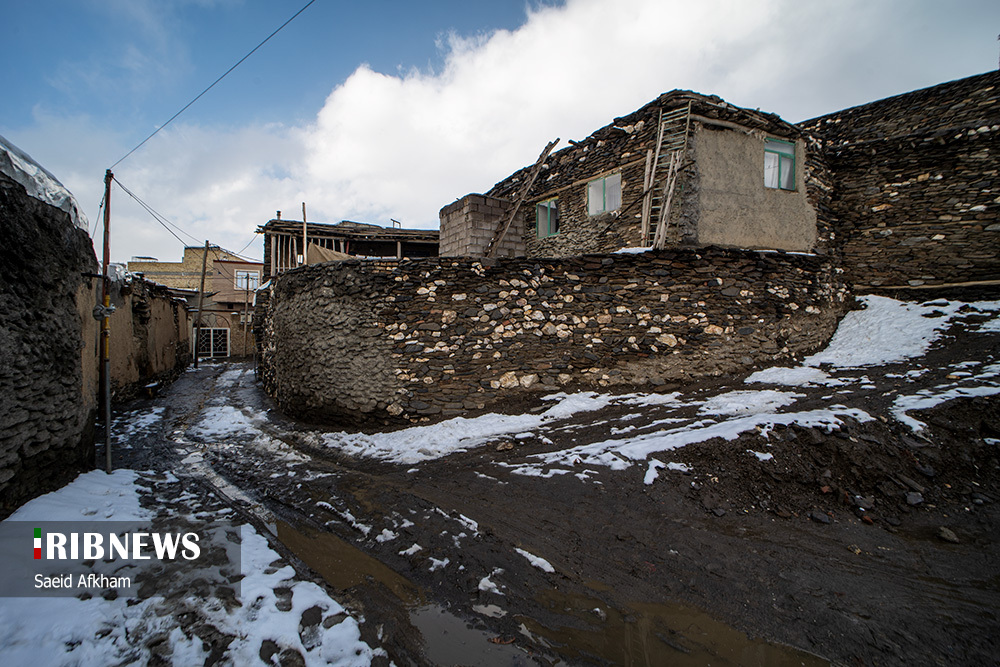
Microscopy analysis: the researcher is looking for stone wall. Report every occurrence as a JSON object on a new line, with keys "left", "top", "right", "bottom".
{"left": 800, "top": 70, "right": 1000, "bottom": 288}
{"left": 259, "top": 248, "right": 847, "bottom": 427}
{"left": 439, "top": 194, "right": 525, "bottom": 258}
{"left": 0, "top": 171, "right": 192, "bottom": 516}
{"left": 0, "top": 172, "right": 99, "bottom": 514}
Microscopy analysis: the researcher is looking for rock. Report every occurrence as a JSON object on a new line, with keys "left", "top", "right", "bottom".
{"left": 905, "top": 492, "right": 924, "bottom": 506}
{"left": 884, "top": 516, "right": 901, "bottom": 527}
{"left": 897, "top": 475, "right": 925, "bottom": 493}
{"left": 937, "top": 527, "right": 960, "bottom": 544}
{"left": 711, "top": 508, "right": 726, "bottom": 517}
{"left": 808, "top": 511, "right": 831, "bottom": 524}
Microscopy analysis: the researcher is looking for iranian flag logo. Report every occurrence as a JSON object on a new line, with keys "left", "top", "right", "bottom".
{"left": 34, "top": 527, "right": 41, "bottom": 559}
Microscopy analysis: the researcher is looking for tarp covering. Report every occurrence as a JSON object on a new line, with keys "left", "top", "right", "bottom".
{"left": 0, "top": 133, "right": 89, "bottom": 232}
{"left": 306, "top": 243, "right": 354, "bottom": 264}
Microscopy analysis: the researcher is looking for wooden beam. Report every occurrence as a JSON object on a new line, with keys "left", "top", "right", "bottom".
{"left": 485, "top": 138, "right": 559, "bottom": 258}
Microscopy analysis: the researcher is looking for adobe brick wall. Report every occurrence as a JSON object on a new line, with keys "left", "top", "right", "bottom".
{"left": 258, "top": 248, "right": 847, "bottom": 427}
{"left": 800, "top": 71, "right": 1000, "bottom": 288}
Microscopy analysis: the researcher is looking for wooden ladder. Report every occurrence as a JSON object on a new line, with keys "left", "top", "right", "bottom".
{"left": 640, "top": 102, "right": 692, "bottom": 248}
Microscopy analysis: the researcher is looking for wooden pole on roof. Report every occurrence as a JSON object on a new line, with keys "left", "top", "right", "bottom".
{"left": 302, "top": 202, "right": 308, "bottom": 265}
{"left": 485, "top": 138, "right": 559, "bottom": 258}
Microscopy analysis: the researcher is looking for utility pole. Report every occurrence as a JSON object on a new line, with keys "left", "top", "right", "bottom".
{"left": 193, "top": 240, "right": 210, "bottom": 368}
{"left": 243, "top": 283, "right": 250, "bottom": 357}
{"left": 99, "top": 169, "right": 114, "bottom": 474}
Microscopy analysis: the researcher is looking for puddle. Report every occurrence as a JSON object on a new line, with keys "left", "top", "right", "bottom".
{"left": 273, "top": 522, "right": 825, "bottom": 666}
{"left": 275, "top": 522, "right": 537, "bottom": 664}
{"left": 275, "top": 521, "right": 421, "bottom": 604}
{"left": 411, "top": 605, "right": 536, "bottom": 666}
{"left": 517, "top": 588, "right": 828, "bottom": 667}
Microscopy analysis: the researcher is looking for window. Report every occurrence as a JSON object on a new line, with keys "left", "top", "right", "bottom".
{"left": 764, "top": 138, "right": 795, "bottom": 190}
{"left": 587, "top": 173, "right": 622, "bottom": 216}
{"left": 235, "top": 269, "right": 260, "bottom": 290}
{"left": 536, "top": 199, "right": 559, "bottom": 238}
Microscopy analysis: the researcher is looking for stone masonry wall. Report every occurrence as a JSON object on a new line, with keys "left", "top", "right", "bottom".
{"left": 800, "top": 70, "right": 1000, "bottom": 288}
{"left": 259, "top": 248, "right": 847, "bottom": 427}
{"left": 0, "top": 172, "right": 99, "bottom": 515}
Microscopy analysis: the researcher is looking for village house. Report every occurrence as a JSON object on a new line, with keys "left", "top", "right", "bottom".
{"left": 258, "top": 217, "right": 439, "bottom": 281}
{"left": 440, "top": 89, "right": 831, "bottom": 259}
{"left": 128, "top": 246, "right": 262, "bottom": 358}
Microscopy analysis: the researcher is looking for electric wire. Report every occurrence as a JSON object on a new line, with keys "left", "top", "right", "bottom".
{"left": 114, "top": 179, "right": 192, "bottom": 248}
{"left": 109, "top": 0, "right": 318, "bottom": 170}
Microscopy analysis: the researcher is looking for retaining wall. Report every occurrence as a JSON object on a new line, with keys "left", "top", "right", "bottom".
{"left": 259, "top": 248, "right": 848, "bottom": 427}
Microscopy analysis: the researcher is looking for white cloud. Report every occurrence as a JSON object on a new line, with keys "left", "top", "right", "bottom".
{"left": 7, "top": 0, "right": 998, "bottom": 263}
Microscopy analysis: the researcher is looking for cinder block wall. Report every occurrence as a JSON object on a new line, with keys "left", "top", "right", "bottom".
{"left": 259, "top": 248, "right": 847, "bottom": 428}
{"left": 439, "top": 194, "right": 524, "bottom": 258}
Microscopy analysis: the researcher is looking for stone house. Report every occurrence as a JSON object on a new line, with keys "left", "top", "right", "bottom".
{"left": 440, "top": 89, "right": 831, "bottom": 259}
{"left": 129, "top": 246, "right": 262, "bottom": 358}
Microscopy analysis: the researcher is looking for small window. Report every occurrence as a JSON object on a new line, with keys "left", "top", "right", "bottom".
{"left": 587, "top": 173, "right": 622, "bottom": 216}
{"left": 536, "top": 199, "right": 559, "bottom": 238}
{"left": 764, "top": 138, "right": 795, "bottom": 190}
{"left": 235, "top": 269, "right": 260, "bottom": 290}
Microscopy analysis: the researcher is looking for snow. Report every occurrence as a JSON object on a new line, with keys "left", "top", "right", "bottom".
{"left": 698, "top": 390, "right": 803, "bottom": 416}
{"left": 614, "top": 246, "right": 653, "bottom": 254}
{"left": 6, "top": 469, "right": 151, "bottom": 522}
{"left": 803, "top": 296, "right": 1000, "bottom": 368}
{"left": 477, "top": 570, "right": 504, "bottom": 595}
{"left": 745, "top": 366, "right": 841, "bottom": 387}
{"left": 514, "top": 548, "right": 555, "bottom": 573}
{"left": 0, "top": 471, "right": 375, "bottom": 666}
{"left": 0, "top": 133, "right": 89, "bottom": 231}
{"left": 320, "top": 391, "right": 616, "bottom": 464}
{"left": 893, "top": 385, "right": 1000, "bottom": 431}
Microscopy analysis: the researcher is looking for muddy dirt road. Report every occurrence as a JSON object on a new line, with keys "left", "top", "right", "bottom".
{"left": 113, "top": 296, "right": 1000, "bottom": 666}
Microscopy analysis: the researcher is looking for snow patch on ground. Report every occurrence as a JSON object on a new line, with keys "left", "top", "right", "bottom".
{"left": 320, "top": 392, "right": 616, "bottom": 464}
{"left": 514, "top": 548, "right": 555, "bottom": 573}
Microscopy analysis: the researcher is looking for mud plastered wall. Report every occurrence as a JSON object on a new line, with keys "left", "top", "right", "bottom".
{"left": 107, "top": 278, "right": 191, "bottom": 401}
{"left": 0, "top": 172, "right": 99, "bottom": 514}
{"left": 260, "top": 248, "right": 847, "bottom": 427}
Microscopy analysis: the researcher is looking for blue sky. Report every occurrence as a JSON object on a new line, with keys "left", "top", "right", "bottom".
{"left": 2, "top": 0, "right": 998, "bottom": 263}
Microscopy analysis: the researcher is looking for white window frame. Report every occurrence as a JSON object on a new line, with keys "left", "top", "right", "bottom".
{"left": 235, "top": 269, "right": 260, "bottom": 290}
{"left": 587, "top": 172, "right": 622, "bottom": 216}
{"left": 536, "top": 199, "right": 559, "bottom": 238}
{"left": 764, "top": 138, "right": 796, "bottom": 191}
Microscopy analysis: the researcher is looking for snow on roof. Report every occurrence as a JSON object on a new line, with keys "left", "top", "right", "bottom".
{"left": 0, "top": 133, "right": 89, "bottom": 232}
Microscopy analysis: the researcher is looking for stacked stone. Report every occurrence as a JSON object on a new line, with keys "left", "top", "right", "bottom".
{"left": 0, "top": 173, "right": 99, "bottom": 514}
{"left": 800, "top": 70, "right": 1000, "bottom": 288}
{"left": 259, "top": 247, "right": 847, "bottom": 428}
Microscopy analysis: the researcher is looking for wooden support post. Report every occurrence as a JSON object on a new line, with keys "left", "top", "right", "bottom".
{"left": 302, "top": 202, "right": 308, "bottom": 266}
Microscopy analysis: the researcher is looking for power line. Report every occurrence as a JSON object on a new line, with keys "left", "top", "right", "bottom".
{"left": 114, "top": 179, "right": 193, "bottom": 248}
{"left": 110, "top": 0, "right": 318, "bottom": 170}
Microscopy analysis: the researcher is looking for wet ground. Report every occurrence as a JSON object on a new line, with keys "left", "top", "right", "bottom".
{"left": 109, "top": 296, "right": 1000, "bottom": 666}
